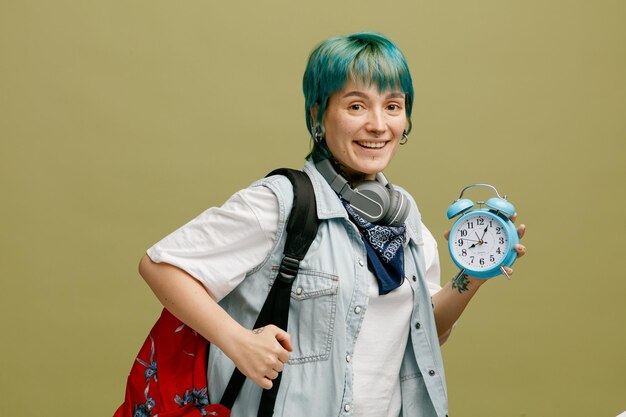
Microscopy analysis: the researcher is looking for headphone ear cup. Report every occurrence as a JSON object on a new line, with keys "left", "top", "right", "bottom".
{"left": 382, "top": 189, "right": 410, "bottom": 227}
{"left": 351, "top": 180, "right": 391, "bottom": 223}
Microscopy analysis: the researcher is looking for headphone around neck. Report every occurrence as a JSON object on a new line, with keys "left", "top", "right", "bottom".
{"left": 315, "top": 159, "right": 409, "bottom": 227}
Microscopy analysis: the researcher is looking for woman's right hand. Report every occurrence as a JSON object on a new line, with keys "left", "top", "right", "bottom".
{"left": 226, "top": 325, "right": 293, "bottom": 390}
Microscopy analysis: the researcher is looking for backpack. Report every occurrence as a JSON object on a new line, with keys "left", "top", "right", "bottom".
{"left": 113, "top": 169, "right": 319, "bottom": 417}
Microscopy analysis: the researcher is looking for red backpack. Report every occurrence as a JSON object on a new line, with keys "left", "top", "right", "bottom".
{"left": 113, "top": 308, "right": 229, "bottom": 417}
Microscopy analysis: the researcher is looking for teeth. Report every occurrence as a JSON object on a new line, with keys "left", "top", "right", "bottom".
{"left": 358, "top": 141, "right": 385, "bottom": 149}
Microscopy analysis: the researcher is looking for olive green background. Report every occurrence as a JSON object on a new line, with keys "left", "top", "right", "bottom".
{"left": 1, "top": 1, "right": 624, "bottom": 416}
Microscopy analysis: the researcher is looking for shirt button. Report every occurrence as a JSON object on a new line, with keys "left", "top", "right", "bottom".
{"left": 346, "top": 354, "right": 351, "bottom": 363}
{"left": 412, "top": 275, "right": 417, "bottom": 282}
{"left": 295, "top": 287, "right": 303, "bottom": 295}
{"left": 354, "top": 306, "right": 362, "bottom": 314}
{"left": 358, "top": 258, "right": 364, "bottom": 267}
{"left": 428, "top": 370, "right": 436, "bottom": 376}
{"left": 344, "top": 404, "right": 351, "bottom": 412}
{"left": 415, "top": 322, "right": 421, "bottom": 329}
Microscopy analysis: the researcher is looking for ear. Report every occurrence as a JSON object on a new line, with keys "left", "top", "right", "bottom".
{"left": 405, "top": 118, "right": 413, "bottom": 135}
{"left": 309, "top": 105, "right": 319, "bottom": 127}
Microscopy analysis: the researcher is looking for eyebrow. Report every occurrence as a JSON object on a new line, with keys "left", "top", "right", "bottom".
{"left": 341, "top": 91, "right": 405, "bottom": 99}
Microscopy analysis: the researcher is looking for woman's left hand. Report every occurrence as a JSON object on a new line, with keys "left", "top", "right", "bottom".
{"left": 434, "top": 215, "right": 527, "bottom": 341}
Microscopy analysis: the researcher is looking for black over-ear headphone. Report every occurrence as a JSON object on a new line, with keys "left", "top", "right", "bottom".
{"left": 315, "top": 159, "right": 410, "bottom": 227}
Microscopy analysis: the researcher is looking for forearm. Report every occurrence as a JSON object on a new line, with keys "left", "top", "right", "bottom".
{"left": 138, "top": 254, "right": 246, "bottom": 355}
{"left": 431, "top": 272, "right": 486, "bottom": 340}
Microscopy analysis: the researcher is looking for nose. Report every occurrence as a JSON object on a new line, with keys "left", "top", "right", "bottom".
{"left": 366, "top": 109, "right": 386, "bottom": 135}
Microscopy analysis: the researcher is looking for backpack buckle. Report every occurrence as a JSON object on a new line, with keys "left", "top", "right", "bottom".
{"left": 278, "top": 256, "right": 300, "bottom": 283}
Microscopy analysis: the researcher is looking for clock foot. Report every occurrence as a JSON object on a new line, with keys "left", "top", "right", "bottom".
{"left": 452, "top": 268, "right": 466, "bottom": 282}
{"left": 500, "top": 266, "right": 511, "bottom": 280}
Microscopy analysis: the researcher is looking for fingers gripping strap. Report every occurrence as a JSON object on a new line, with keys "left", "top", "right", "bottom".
{"left": 220, "top": 169, "right": 319, "bottom": 416}
{"left": 220, "top": 281, "right": 292, "bottom": 410}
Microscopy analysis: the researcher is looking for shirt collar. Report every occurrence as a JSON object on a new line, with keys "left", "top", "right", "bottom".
{"left": 303, "top": 159, "right": 349, "bottom": 221}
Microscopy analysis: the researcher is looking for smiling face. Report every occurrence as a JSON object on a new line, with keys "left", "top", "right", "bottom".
{"left": 321, "top": 79, "right": 408, "bottom": 182}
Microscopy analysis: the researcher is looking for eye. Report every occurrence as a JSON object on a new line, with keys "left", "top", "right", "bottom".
{"left": 387, "top": 103, "right": 403, "bottom": 112}
{"left": 349, "top": 103, "right": 364, "bottom": 111}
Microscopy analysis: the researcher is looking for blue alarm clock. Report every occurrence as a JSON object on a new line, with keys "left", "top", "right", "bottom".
{"left": 446, "top": 184, "right": 519, "bottom": 279}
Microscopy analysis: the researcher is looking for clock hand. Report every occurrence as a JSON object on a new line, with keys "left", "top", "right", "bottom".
{"left": 468, "top": 241, "right": 488, "bottom": 249}
{"left": 473, "top": 226, "right": 489, "bottom": 245}
{"left": 474, "top": 232, "right": 487, "bottom": 245}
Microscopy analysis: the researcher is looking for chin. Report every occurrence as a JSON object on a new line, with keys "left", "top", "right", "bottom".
{"left": 349, "top": 162, "right": 391, "bottom": 181}
{"left": 361, "top": 159, "right": 393, "bottom": 173}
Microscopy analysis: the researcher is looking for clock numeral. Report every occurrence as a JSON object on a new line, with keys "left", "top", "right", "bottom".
{"left": 457, "top": 239, "right": 464, "bottom": 246}
{"left": 477, "top": 218, "right": 485, "bottom": 226}
{"left": 460, "top": 230, "right": 468, "bottom": 237}
{"left": 467, "top": 221, "right": 474, "bottom": 229}
{"left": 490, "top": 255, "right": 495, "bottom": 262}
{"left": 479, "top": 258, "right": 485, "bottom": 265}
{"left": 496, "top": 247, "right": 502, "bottom": 254}
{"left": 496, "top": 227, "right": 501, "bottom": 234}
{"left": 470, "top": 256, "right": 475, "bottom": 264}
{"left": 499, "top": 237, "right": 505, "bottom": 244}
{"left": 461, "top": 249, "right": 467, "bottom": 257}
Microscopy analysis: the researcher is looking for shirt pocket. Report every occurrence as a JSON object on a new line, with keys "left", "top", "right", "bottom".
{"left": 270, "top": 267, "right": 339, "bottom": 364}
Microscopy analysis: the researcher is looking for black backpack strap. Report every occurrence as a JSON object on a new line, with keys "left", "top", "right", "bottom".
{"left": 267, "top": 169, "right": 320, "bottom": 286}
{"left": 220, "top": 169, "right": 319, "bottom": 415}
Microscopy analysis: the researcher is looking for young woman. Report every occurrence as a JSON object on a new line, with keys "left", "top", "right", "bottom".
{"left": 138, "top": 32, "right": 526, "bottom": 417}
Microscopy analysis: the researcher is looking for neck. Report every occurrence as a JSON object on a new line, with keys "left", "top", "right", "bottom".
{"left": 332, "top": 160, "right": 376, "bottom": 184}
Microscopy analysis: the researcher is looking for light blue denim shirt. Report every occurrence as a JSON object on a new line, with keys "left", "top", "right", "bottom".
{"left": 208, "top": 160, "right": 448, "bottom": 417}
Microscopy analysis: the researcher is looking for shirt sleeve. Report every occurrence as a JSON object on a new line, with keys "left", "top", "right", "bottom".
{"left": 421, "top": 223, "right": 442, "bottom": 297}
{"left": 146, "top": 185, "right": 279, "bottom": 302}
{"left": 422, "top": 222, "right": 456, "bottom": 343}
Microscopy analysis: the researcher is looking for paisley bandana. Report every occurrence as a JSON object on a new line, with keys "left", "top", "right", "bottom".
{"left": 341, "top": 199, "right": 406, "bottom": 295}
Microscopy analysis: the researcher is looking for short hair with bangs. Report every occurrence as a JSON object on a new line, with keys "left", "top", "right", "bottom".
{"left": 302, "top": 32, "right": 414, "bottom": 161}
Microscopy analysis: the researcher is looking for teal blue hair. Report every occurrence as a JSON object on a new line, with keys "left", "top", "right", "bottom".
{"left": 303, "top": 32, "right": 414, "bottom": 161}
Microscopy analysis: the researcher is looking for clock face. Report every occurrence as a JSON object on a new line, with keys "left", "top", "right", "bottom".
{"left": 450, "top": 211, "right": 510, "bottom": 272}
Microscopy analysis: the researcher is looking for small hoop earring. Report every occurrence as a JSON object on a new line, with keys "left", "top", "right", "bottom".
{"left": 314, "top": 125, "right": 324, "bottom": 144}
{"left": 400, "top": 131, "right": 409, "bottom": 145}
